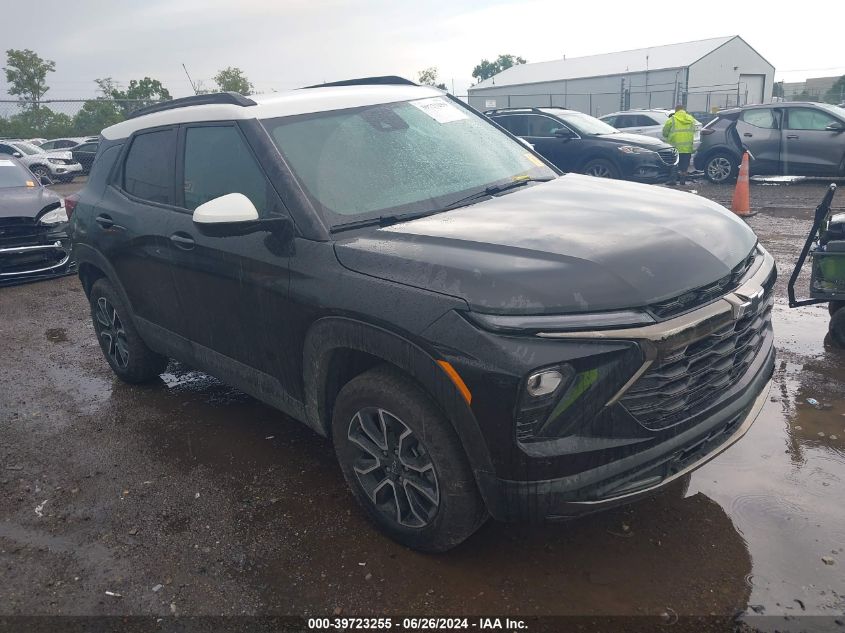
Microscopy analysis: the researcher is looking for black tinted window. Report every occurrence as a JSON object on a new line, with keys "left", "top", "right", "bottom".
{"left": 614, "top": 115, "right": 633, "bottom": 128}
{"left": 76, "top": 143, "right": 98, "bottom": 152}
{"left": 182, "top": 126, "right": 269, "bottom": 213}
{"left": 524, "top": 115, "right": 562, "bottom": 137}
{"left": 492, "top": 115, "right": 528, "bottom": 136}
{"left": 0, "top": 144, "right": 14, "bottom": 155}
{"left": 123, "top": 129, "right": 176, "bottom": 205}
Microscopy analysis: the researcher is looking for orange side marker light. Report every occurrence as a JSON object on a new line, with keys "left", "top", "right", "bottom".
{"left": 436, "top": 360, "right": 472, "bottom": 405}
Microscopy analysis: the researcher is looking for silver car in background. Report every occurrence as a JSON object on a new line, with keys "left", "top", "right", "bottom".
{"left": 0, "top": 140, "right": 83, "bottom": 183}
{"left": 600, "top": 109, "right": 701, "bottom": 149}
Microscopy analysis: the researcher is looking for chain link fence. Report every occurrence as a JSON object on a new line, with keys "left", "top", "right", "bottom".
{"left": 0, "top": 99, "right": 167, "bottom": 140}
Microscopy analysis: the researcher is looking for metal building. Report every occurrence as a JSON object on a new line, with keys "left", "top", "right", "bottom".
{"left": 467, "top": 36, "right": 775, "bottom": 116}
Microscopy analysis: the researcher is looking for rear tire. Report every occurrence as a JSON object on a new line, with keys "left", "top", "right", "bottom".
{"left": 830, "top": 307, "right": 845, "bottom": 348}
{"left": 704, "top": 151, "right": 738, "bottom": 184}
{"left": 582, "top": 158, "right": 619, "bottom": 179}
{"left": 332, "top": 365, "right": 486, "bottom": 552}
{"left": 89, "top": 278, "right": 168, "bottom": 383}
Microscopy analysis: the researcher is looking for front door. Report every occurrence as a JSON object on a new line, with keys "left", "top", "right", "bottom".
{"left": 736, "top": 107, "right": 782, "bottom": 175}
{"left": 520, "top": 113, "right": 581, "bottom": 171}
{"left": 782, "top": 107, "right": 845, "bottom": 176}
{"left": 165, "top": 122, "right": 299, "bottom": 397}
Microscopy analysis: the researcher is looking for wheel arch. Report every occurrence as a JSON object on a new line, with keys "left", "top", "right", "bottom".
{"left": 303, "top": 317, "right": 496, "bottom": 484}
{"left": 74, "top": 243, "right": 136, "bottom": 316}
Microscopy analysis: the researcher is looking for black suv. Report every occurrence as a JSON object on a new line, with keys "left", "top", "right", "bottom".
{"left": 486, "top": 107, "right": 678, "bottom": 183}
{"left": 70, "top": 81, "right": 775, "bottom": 552}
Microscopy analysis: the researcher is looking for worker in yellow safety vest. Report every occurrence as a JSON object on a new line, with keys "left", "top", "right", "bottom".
{"left": 662, "top": 104, "right": 699, "bottom": 186}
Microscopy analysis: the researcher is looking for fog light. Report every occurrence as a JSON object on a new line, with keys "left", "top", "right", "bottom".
{"left": 526, "top": 369, "right": 563, "bottom": 397}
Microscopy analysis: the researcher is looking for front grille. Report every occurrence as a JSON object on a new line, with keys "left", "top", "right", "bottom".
{"left": 620, "top": 288, "right": 773, "bottom": 431}
{"left": 0, "top": 218, "right": 48, "bottom": 249}
{"left": 657, "top": 148, "right": 678, "bottom": 165}
{"left": 648, "top": 250, "right": 758, "bottom": 319}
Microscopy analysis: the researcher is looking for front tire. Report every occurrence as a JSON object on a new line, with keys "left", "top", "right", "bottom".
{"left": 30, "top": 165, "right": 50, "bottom": 181}
{"left": 89, "top": 279, "right": 168, "bottom": 383}
{"left": 581, "top": 158, "right": 619, "bottom": 179}
{"left": 332, "top": 365, "right": 486, "bottom": 552}
{"left": 704, "top": 151, "right": 739, "bottom": 184}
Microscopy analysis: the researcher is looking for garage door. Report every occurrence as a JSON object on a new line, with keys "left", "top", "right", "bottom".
{"left": 740, "top": 74, "right": 765, "bottom": 105}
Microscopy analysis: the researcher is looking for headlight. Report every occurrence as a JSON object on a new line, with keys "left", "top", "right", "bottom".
{"left": 617, "top": 145, "right": 654, "bottom": 154}
{"left": 39, "top": 202, "right": 68, "bottom": 225}
{"left": 47, "top": 158, "right": 65, "bottom": 165}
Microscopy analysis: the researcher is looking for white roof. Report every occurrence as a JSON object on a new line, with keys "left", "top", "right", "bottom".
{"left": 471, "top": 36, "right": 738, "bottom": 90}
{"left": 102, "top": 84, "right": 444, "bottom": 140}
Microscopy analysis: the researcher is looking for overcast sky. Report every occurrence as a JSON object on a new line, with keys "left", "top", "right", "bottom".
{"left": 2, "top": 0, "right": 842, "bottom": 101}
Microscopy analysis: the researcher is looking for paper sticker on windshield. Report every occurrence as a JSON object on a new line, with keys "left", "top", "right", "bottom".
{"left": 411, "top": 97, "right": 468, "bottom": 123}
{"left": 0, "top": 159, "right": 15, "bottom": 166}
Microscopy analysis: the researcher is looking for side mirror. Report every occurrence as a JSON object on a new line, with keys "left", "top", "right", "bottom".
{"left": 193, "top": 193, "right": 259, "bottom": 224}
{"left": 825, "top": 122, "right": 845, "bottom": 132}
{"left": 12, "top": 152, "right": 22, "bottom": 158}
{"left": 553, "top": 128, "right": 574, "bottom": 139}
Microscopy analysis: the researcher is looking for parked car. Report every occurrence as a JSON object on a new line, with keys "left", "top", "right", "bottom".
{"left": 0, "top": 140, "right": 83, "bottom": 183}
{"left": 486, "top": 107, "right": 678, "bottom": 183}
{"left": 0, "top": 156, "right": 74, "bottom": 285}
{"left": 695, "top": 102, "right": 845, "bottom": 183}
{"left": 24, "top": 138, "right": 48, "bottom": 146}
{"left": 40, "top": 136, "right": 98, "bottom": 151}
{"left": 70, "top": 81, "right": 774, "bottom": 551}
{"left": 71, "top": 141, "right": 99, "bottom": 175}
{"left": 600, "top": 109, "right": 702, "bottom": 149}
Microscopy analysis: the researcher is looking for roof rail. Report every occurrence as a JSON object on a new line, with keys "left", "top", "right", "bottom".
{"left": 302, "top": 76, "right": 417, "bottom": 89}
{"left": 483, "top": 107, "right": 548, "bottom": 115}
{"left": 127, "top": 92, "right": 257, "bottom": 120}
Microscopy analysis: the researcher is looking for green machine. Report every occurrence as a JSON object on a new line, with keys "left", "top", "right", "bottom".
{"left": 788, "top": 184, "right": 845, "bottom": 346}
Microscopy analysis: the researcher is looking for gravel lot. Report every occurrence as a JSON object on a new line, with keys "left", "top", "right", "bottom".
{"left": 2, "top": 176, "right": 845, "bottom": 630}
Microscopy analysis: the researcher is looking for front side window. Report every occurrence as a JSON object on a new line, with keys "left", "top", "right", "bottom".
{"left": 741, "top": 108, "right": 777, "bottom": 129}
{"left": 787, "top": 108, "right": 839, "bottom": 131}
{"left": 182, "top": 126, "right": 269, "bottom": 213}
{"left": 263, "top": 97, "right": 555, "bottom": 223}
{"left": 122, "top": 129, "right": 176, "bottom": 205}
{"left": 523, "top": 115, "right": 563, "bottom": 137}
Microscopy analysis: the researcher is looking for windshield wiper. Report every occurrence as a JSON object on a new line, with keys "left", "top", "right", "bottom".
{"left": 439, "top": 177, "right": 555, "bottom": 213}
{"left": 330, "top": 178, "right": 554, "bottom": 234}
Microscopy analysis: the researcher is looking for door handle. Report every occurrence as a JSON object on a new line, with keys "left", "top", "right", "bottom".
{"left": 170, "top": 233, "right": 195, "bottom": 250}
{"left": 786, "top": 134, "right": 799, "bottom": 139}
{"left": 95, "top": 214, "right": 114, "bottom": 229}
{"left": 743, "top": 132, "right": 753, "bottom": 137}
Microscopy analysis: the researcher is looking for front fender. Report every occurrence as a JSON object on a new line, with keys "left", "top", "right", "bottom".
{"left": 302, "top": 316, "right": 496, "bottom": 487}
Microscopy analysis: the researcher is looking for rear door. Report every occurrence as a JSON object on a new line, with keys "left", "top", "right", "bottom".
{"left": 736, "top": 107, "right": 782, "bottom": 175}
{"left": 782, "top": 107, "right": 845, "bottom": 175}
{"left": 94, "top": 127, "right": 184, "bottom": 335}
{"left": 166, "top": 122, "right": 297, "bottom": 392}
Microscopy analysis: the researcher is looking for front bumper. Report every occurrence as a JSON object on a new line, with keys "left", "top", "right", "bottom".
{"left": 623, "top": 153, "right": 676, "bottom": 183}
{"left": 0, "top": 237, "right": 75, "bottom": 286}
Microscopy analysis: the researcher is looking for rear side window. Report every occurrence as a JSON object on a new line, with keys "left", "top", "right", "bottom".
{"left": 492, "top": 115, "right": 528, "bottom": 137}
{"left": 76, "top": 143, "right": 98, "bottom": 152}
{"left": 123, "top": 129, "right": 176, "bottom": 205}
{"left": 182, "top": 126, "right": 269, "bottom": 213}
{"left": 741, "top": 109, "right": 777, "bottom": 129}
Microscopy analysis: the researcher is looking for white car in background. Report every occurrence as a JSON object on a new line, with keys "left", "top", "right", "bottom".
{"left": 600, "top": 109, "right": 702, "bottom": 150}
{"left": 0, "top": 139, "right": 83, "bottom": 183}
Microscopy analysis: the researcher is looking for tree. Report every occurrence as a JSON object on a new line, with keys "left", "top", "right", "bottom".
{"left": 824, "top": 75, "right": 845, "bottom": 104}
{"left": 104, "top": 77, "right": 172, "bottom": 115}
{"left": 417, "top": 67, "right": 447, "bottom": 91}
{"left": 3, "top": 49, "right": 56, "bottom": 108}
{"left": 471, "top": 54, "right": 527, "bottom": 83}
{"left": 73, "top": 99, "right": 124, "bottom": 135}
{"left": 0, "top": 108, "right": 73, "bottom": 138}
{"left": 214, "top": 67, "right": 253, "bottom": 95}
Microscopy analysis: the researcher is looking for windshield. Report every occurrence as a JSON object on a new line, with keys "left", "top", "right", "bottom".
{"left": 0, "top": 159, "right": 37, "bottom": 188}
{"left": 11, "top": 142, "right": 43, "bottom": 155}
{"left": 557, "top": 112, "right": 619, "bottom": 135}
{"left": 262, "top": 97, "right": 556, "bottom": 224}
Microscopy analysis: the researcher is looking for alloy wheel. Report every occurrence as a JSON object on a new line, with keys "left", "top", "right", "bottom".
{"left": 707, "top": 156, "right": 733, "bottom": 182}
{"left": 347, "top": 407, "right": 440, "bottom": 528}
{"left": 586, "top": 164, "right": 612, "bottom": 178}
{"left": 95, "top": 296, "right": 129, "bottom": 369}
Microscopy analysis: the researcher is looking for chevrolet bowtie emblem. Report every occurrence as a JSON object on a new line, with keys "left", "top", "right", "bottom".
{"left": 732, "top": 287, "right": 764, "bottom": 320}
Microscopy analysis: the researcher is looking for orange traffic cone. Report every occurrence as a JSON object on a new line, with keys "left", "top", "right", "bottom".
{"left": 731, "top": 151, "right": 754, "bottom": 217}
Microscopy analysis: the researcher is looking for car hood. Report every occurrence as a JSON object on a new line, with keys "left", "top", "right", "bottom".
{"left": 0, "top": 186, "right": 63, "bottom": 219}
{"left": 597, "top": 132, "right": 671, "bottom": 149}
{"left": 334, "top": 174, "right": 757, "bottom": 315}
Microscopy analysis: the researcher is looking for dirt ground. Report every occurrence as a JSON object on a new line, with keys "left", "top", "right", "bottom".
{"left": 2, "top": 176, "right": 845, "bottom": 630}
